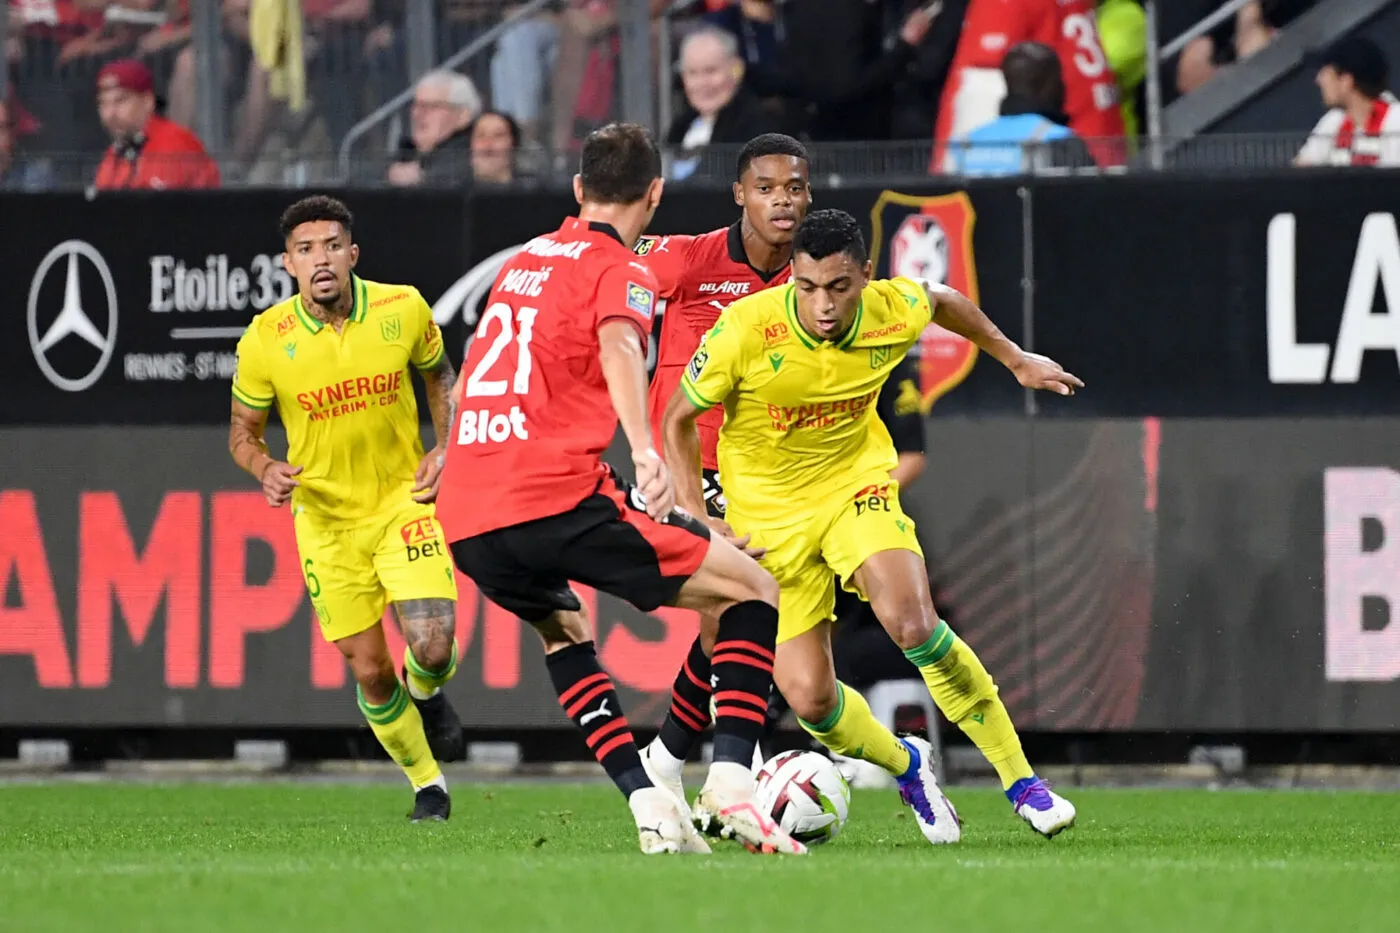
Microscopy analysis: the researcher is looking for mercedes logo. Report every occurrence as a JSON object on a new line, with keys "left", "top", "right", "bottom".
{"left": 27, "top": 240, "right": 119, "bottom": 392}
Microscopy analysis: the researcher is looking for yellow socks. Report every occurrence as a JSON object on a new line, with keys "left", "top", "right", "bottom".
{"left": 357, "top": 682, "right": 442, "bottom": 789}
{"left": 903, "top": 620, "right": 1035, "bottom": 790}
{"left": 404, "top": 642, "right": 459, "bottom": 700}
{"left": 799, "top": 682, "right": 913, "bottom": 777}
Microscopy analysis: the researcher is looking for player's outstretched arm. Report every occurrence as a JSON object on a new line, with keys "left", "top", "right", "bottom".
{"left": 918, "top": 280, "right": 1085, "bottom": 396}
{"left": 598, "top": 319, "right": 674, "bottom": 521}
{"left": 229, "top": 399, "right": 301, "bottom": 507}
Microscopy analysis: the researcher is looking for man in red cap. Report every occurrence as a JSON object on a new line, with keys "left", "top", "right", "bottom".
{"left": 93, "top": 59, "right": 220, "bottom": 190}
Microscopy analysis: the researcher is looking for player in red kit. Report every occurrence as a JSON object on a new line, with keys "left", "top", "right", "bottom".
{"left": 932, "top": 0, "right": 1124, "bottom": 171}
{"left": 631, "top": 134, "right": 814, "bottom": 810}
{"left": 638, "top": 133, "right": 812, "bottom": 509}
{"left": 435, "top": 123, "right": 806, "bottom": 857}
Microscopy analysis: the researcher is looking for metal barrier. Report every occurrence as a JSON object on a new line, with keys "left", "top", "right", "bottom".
{"left": 11, "top": 131, "right": 1393, "bottom": 193}
{"left": 335, "top": 0, "right": 556, "bottom": 181}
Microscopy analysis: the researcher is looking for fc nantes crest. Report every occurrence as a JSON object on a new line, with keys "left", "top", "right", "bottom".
{"left": 869, "top": 191, "right": 980, "bottom": 412}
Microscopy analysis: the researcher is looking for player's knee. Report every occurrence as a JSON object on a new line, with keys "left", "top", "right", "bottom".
{"left": 737, "top": 563, "right": 779, "bottom": 609}
{"left": 411, "top": 637, "right": 455, "bottom": 674}
{"left": 350, "top": 655, "right": 397, "bottom": 702}
{"left": 877, "top": 600, "right": 939, "bottom": 652}
{"left": 776, "top": 667, "right": 839, "bottom": 726}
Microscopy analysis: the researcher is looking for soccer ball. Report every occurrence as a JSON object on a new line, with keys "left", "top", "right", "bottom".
{"left": 754, "top": 750, "right": 852, "bottom": 845}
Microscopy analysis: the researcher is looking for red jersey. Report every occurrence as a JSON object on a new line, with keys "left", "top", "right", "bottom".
{"left": 637, "top": 223, "right": 790, "bottom": 471}
{"left": 94, "top": 114, "right": 221, "bottom": 191}
{"left": 436, "top": 217, "right": 660, "bottom": 541}
{"left": 932, "top": 0, "right": 1125, "bottom": 171}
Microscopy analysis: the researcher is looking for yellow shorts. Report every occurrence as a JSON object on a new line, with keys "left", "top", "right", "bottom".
{"left": 732, "top": 472, "right": 923, "bottom": 644}
{"left": 293, "top": 499, "right": 458, "bottom": 643}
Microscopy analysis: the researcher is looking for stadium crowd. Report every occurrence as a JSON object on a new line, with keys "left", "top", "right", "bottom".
{"left": 6, "top": 0, "right": 1392, "bottom": 192}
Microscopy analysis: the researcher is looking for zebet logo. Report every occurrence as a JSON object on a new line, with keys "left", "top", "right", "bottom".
{"left": 1267, "top": 213, "right": 1400, "bottom": 384}
{"left": 27, "top": 240, "right": 120, "bottom": 392}
{"left": 400, "top": 517, "right": 444, "bottom": 563}
{"left": 852, "top": 483, "right": 892, "bottom": 517}
{"left": 456, "top": 406, "right": 529, "bottom": 445}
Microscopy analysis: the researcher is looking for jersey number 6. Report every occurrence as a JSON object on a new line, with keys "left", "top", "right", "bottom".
{"left": 466, "top": 302, "right": 539, "bottom": 398}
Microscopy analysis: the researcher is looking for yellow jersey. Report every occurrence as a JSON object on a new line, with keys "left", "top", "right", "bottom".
{"left": 232, "top": 275, "right": 447, "bottom": 522}
{"left": 679, "top": 277, "right": 932, "bottom": 522}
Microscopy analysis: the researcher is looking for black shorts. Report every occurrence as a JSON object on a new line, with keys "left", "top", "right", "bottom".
{"left": 450, "top": 470, "right": 713, "bottom": 623}
{"left": 702, "top": 468, "right": 727, "bottom": 519}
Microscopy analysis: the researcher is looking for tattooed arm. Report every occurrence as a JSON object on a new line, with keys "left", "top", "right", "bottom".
{"left": 230, "top": 399, "right": 301, "bottom": 507}
{"left": 411, "top": 355, "right": 458, "bottom": 503}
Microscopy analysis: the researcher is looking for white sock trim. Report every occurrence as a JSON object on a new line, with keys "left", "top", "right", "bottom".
{"left": 406, "top": 679, "right": 439, "bottom": 701}
{"left": 645, "top": 738, "right": 686, "bottom": 778}
{"left": 414, "top": 774, "right": 448, "bottom": 793}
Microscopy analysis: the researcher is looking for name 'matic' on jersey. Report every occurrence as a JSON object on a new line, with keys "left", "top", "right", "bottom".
{"left": 435, "top": 217, "right": 661, "bottom": 542}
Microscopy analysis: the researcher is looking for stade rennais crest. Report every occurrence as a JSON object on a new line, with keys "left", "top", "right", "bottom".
{"left": 869, "top": 191, "right": 981, "bottom": 412}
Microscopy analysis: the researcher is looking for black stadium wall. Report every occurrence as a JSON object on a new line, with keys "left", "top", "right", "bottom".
{"left": 2, "top": 171, "right": 1399, "bottom": 734}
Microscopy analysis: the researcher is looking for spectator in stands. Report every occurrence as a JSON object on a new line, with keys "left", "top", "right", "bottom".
{"left": 761, "top": 0, "right": 934, "bottom": 142}
{"left": 1174, "top": 0, "right": 1315, "bottom": 98}
{"left": 387, "top": 68, "right": 479, "bottom": 187}
{"left": 934, "top": 0, "right": 1124, "bottom": 171}
{"left": 1296, "top": 36, "right": 1400, "bottom": 168}
{"left": 701, "top": 0, "right": 779, "bottom": 97}
{"left": 0, "top": 96, "right": 55, "bottom": 190}
{"left": 92, "top": 58, "right": 219, "bottom": 189}
{"left": 491, "top": 4, "right": 560, "bottom": 147}
{"left": 664, "top": 26, "right": 770, "bottom": 181}
{"left": 945, "top": 41, "right": 1095, "bottom": 176}
{"left": 468, "top": 108, "right": 519, "bottom": 185}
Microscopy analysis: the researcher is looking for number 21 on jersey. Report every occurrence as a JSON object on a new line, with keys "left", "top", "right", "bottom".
{"left": 457, "top": 301, "right": 537, "bottom": 445}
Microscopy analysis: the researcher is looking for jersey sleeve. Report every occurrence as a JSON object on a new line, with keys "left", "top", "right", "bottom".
{"left": 408, "top": 288, "right": 447, "bottom": 370}
{"left": 888, "top": 276, "right": 935, "bottom": 332}
{"left": 595, "top": 258, "right": 660, "bottom": 343}
{"left": 679, "top": 305, "right": 748, "bottom": 412}
{"left": 231, "top": 323, "right": 275, "bottom": 410}
{"left": 632, "top": 234, "right": 692, "bottom": 299}
{"left": 878, "top": 354, "right": 927, "bottom": 454}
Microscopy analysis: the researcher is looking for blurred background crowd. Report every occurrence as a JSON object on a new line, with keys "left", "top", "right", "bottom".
{"left": 5, "top": 0, "right": 1395, "bottom": 192}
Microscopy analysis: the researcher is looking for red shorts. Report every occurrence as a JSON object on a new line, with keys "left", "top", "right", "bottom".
{"left": 448, "top": 469, "right": 711, "bottom": 622}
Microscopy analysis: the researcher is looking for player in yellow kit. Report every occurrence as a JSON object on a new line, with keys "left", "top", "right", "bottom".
{"left": 664, "top": 209, "right": 1084, "bottom": 843}
{"left": 228, "top": 196, "right": 462, "bottom": 822}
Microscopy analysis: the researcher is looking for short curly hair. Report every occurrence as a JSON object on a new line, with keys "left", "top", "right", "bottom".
{"left": 279, "top": 195, "right": 354, "bottom": 242}
{"left": 793, "top": 209, "right": 866, "bottom": 264}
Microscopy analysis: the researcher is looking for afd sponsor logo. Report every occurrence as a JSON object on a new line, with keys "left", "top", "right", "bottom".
{"left": 1267, "top": 213, "right": 1400, "bottom": 385}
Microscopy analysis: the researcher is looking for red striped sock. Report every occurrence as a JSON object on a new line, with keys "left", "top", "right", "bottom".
{"left": 710, "top": 601, "right": 777, "bottom": 766}
{"left": 546, "top": 641, "right": 649, "bottom": 798}
{"left": 657, "top": 635, "right": 713, "bottom": 759}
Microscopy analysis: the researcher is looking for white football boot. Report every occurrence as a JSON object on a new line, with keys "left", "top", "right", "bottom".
{"left": 894, "top": 736, "right": 961, "bottom": 845}
{"left": 639, "top": 738, "right": 692, "bottom": 820}
{"left": 628, "top": 786, "right": 710, "bottom": 854}
{"left": 694, "top": 761, "right": 807, "bottom": 855}
{"left": 1009, "top": 777, "right": 1077, "bottom": 838}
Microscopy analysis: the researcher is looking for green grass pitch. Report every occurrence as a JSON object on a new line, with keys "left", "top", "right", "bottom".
{"left": 2, "top": 783, "right": 1397, "bottom": 932}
